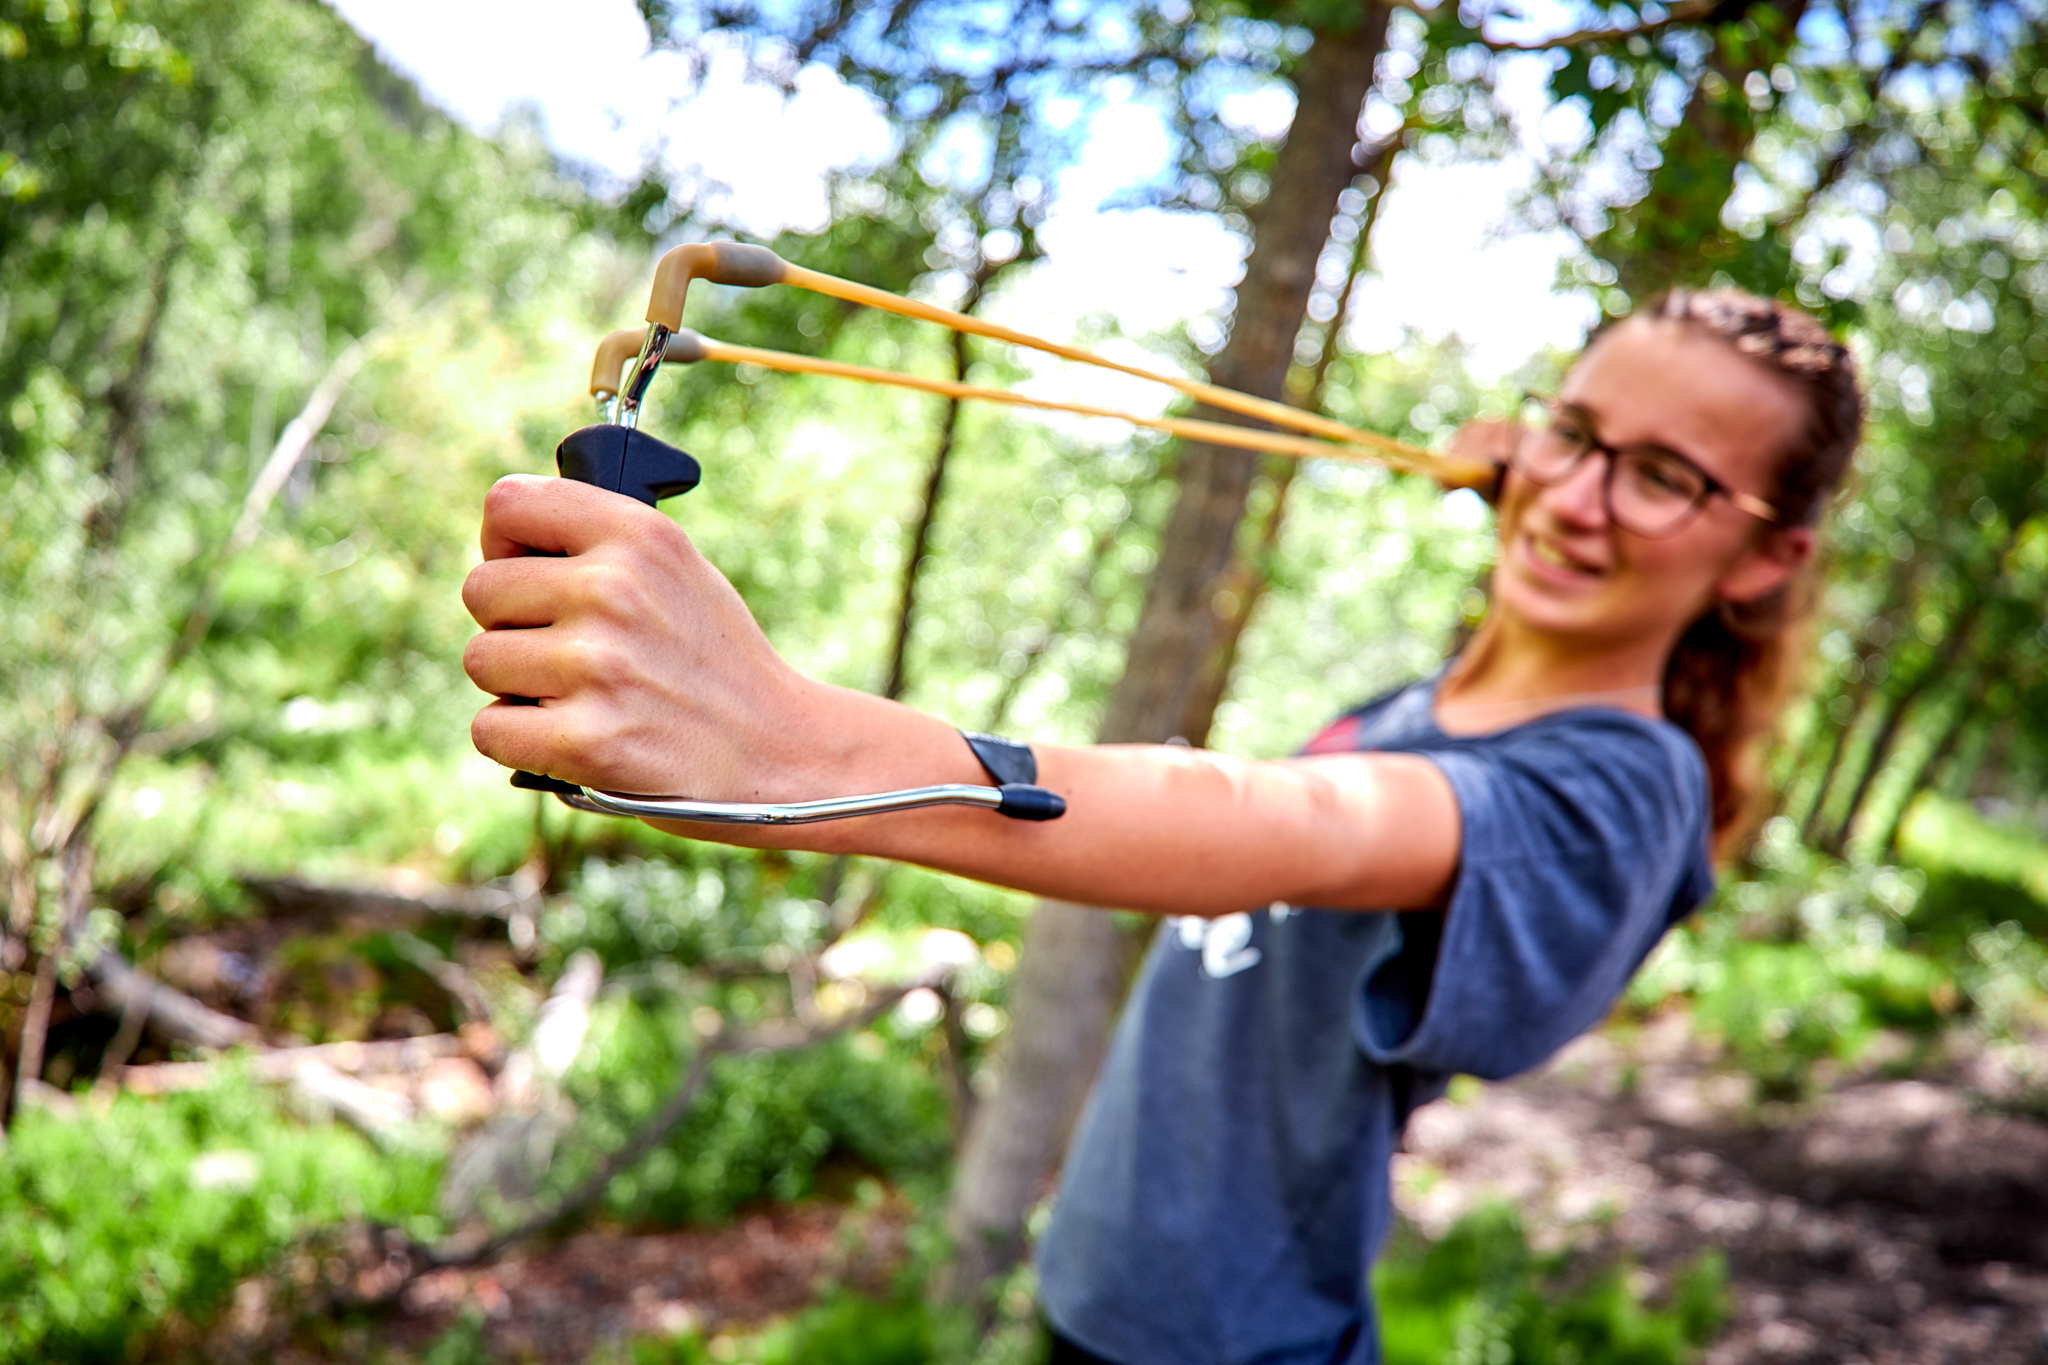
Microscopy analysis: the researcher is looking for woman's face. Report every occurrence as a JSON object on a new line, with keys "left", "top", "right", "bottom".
{"left": 1490, "top": 317, "right": 1815, "bottom": 654}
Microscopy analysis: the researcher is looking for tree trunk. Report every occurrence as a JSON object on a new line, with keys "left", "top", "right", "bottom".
{"left": 1873, "top": 680, "right": 1980, "bottom": 861}
{"left": 940, "top": 3, "right": 1391, "bottom": 1304}
{"left": 1178, "top": 135, "right": 1398, "bottom": 747}
{"left": 882, "top": 327, "right": 970, "bottom": 702}
{"left": 1820, "top": 570, "right": 2002, "bottom": 856}
{"left": 1796, "top": 681, "right": 1867, "bottom": 845}
{"left": 882, "top": 262, "right": 996, "bottom": 702}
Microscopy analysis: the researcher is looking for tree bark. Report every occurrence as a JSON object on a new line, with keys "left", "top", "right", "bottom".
{"left": 940, "top": 3, "right": 1392, "bottom": 1304}
{"left": 882, "top": 263, "right": 995, "bottom": 702}
{"left": 1823, "top": 598, "right": 1998, "bottom": 856}
{"left": 1818, "top": 529, "right": 2013, "bottom": 856}
{"left": 882, "top": 327, "right": 970, "bottom": 702}
{"left": 1873, "top": 678, "right": 1982, "bottom": 862}
{"left": 1796, "top": 676, "right": 1871, "bottom": 844}
{"left": 1178, "top": 135, "right": 1399, "bottom": 747}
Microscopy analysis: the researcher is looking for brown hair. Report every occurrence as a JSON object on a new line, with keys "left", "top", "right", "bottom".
{"left": 1639, "top": 289, "right": 1862, "bottom": 855}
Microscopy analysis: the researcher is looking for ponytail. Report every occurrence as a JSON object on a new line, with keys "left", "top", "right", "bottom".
{"left": 1644, "top": 290, "right": 1862, "bottom": 855}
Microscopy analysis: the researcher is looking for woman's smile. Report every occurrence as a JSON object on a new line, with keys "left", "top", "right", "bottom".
{"left": 1516, "top": 527, "right": 1609, "bottom": 588}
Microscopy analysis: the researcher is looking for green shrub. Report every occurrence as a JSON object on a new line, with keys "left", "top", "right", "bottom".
{"left": 1375, "top": 1204, "right": 1728, "bottom": 1365}
{"left": 420, "top": 1313, "right": 496, "bottom": 1365}
{"left": 553, "top": 996, "right": 953, "bottom": 1226}
{"left": 612, "top": 1294, "right": 930, "bottom": 1365}
{"left": 1625, "top": 836, "right": 2027, "bottom": 1095}
{"left": 767, "top": 1292, "right": 932, "bottom": 1365}
{"left": 551, "top": 856, "right": 827, "bottom": 973}
{"left": 1908, "top": 866, "right": 2048, "bottom": 952}
{"left": 0, "top": 1079, "right": 440, "bottom": 1364}
{"left": 1687, "top": 939, "right": 1878, "bottom": 1098}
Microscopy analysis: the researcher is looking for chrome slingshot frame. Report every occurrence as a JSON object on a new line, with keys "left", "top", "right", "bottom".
{"left": 514, "top": 770, "right": 1065, "bottom": 826}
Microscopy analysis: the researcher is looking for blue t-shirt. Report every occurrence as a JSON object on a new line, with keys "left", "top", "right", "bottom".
{"left": 1037, "top": 677, "right": 1715, "bottom": 1365}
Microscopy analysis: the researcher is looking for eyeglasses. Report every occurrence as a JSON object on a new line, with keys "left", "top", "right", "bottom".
{"left": 1510, "top": 396, "right": 1784, "bottom": 538}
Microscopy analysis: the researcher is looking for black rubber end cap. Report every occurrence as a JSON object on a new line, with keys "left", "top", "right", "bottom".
{"left": 556, "top": 424, "right": 702, "bottom": 506}
{"left": 995, "top": 784, "right": 1066, "bottom": 821}
{"left": 511, "top": 769, "right": 582, "bottom": 797}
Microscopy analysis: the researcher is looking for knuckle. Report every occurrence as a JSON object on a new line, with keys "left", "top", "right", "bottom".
{"left": 544, "top": 713, "right": 602, "bottom": 778}
{"left": 581, "top": 558, "right": 651, "bottom": 621}
{"left": 470, "top": 707, "right": 503, "bottom": 760}
{"left": 460, "top": 564, "right": 491, "bottom": 618}
{"left": 567, "top": 635, "right": 635, "bottom": 692}
{"left": 461, "top": 632, "right": 492, "bottom": 683}
{"left": 481, "top": 476, "right": 523, "bottom": 523}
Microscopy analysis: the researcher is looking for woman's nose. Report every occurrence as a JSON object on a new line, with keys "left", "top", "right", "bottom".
{"left": 1539, "top": 452, "right": 1610, "bottom": 527}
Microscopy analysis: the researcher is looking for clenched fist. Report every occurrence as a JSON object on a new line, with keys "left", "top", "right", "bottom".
{"left": 461, "top": 474, "right": 827, "bottom": 804}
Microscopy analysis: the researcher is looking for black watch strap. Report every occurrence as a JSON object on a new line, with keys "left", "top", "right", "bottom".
{"left": 960, "top": 730, "right": 1037, "bottom": 787}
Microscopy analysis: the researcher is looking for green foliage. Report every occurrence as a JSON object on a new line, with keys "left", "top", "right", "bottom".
{"left": 0, "top": 0, "right": 641, "bottom": 943}
{"left": 1674, "top": 936, "right": 1882, "bottom": 1099}
{"left": 0, "top": 1079, "right": 439, "bottom": 1364}
{"left": 421, "top": 1313, "right": 496, "bottom": 1365}
{"left": 1909, "top": 866, "right": 2048, "bottom": 955}
{"left": 1212, "top": 337, "right": 1510, "bottom": 756}
{"left": 551, "top": 855, "right": 830, "bottom": 973}
{"left": 763, "top": 1292, "right": 933, "bottom": 1365}
{"left": 1375, "top": 1205, "right": 1728, "bottom": 1365}
{"left": 14, "top": 1, "right": 2048, "bottom": 1355}
{"left": 546, "top": 992, "right": 952, "bottom": 1226}
{"left": 1634, "top": 816, "right": 2048, "bottom": 1097}
{"left": 1633, "top": 826, "right": 1934, "bottom": 1095}
{"left": 614, "top": 1292, "right": 930, "bottom": 1365}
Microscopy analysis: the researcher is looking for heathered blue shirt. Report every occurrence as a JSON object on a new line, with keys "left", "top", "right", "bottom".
{"left": 1038, "top": 677, "right": 1715, "bottom": 1365}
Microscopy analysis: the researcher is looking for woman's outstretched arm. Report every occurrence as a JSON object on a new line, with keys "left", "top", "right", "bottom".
{"left": 462, "top": 474, "right": 1459, "bottom": 917}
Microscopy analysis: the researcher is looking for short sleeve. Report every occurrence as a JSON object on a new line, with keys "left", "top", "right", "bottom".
{"left": 1353, "top": 714, "right": 1713, "bottom": 1080}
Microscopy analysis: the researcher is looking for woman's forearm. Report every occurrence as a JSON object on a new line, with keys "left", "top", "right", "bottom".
{"left": 461, "top": 476, "right": 1458, "bottom": 915}
{"left": 648, "top": 679, "right": 1460, "bottom": 916}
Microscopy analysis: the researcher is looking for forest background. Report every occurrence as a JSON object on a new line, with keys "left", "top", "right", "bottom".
{"left": 4, "top": 0, "right": 2048, "bottom": 1361}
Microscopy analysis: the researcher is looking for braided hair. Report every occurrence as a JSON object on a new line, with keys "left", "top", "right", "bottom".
{"left": 1641, "top": 289, "right": 1863, "bottom": 854}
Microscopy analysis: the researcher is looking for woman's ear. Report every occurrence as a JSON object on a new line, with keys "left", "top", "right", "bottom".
{"left": 1717, "top": 524, "right": 1815, "bottom": 604}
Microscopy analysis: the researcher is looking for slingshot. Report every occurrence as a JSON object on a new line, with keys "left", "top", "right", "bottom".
{"left": 586, "top": 242, "right": 1492, "bottom": 487}
{"left": 515, "top": 241, "right": 1489, "bottom": 826}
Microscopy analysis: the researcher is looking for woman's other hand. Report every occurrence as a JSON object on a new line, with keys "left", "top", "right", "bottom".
{"left": 1443, "top": 415, "right": 1513, "bottom": 505}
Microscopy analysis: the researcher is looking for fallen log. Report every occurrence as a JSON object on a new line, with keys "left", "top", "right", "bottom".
{"left": 440, "top": 951, "right": 605, "bottom": 1224}
{"left": 428, "top": 964, "right": 948, "bottom": 1268}
{"left": 119, "top": 1034, "right": 469, "bottom": 1094}
{"left": 238, "top": 872, "right": 540, "bottom": 929}
{"left": 286, "top": 1058, "right": 418, "bottom": 1141}
{"left": 89, "top": 949, "right": 260, "bottom": 1050}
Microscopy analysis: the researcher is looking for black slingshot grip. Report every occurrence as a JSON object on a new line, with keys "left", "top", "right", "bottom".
{"left": 510, "top": 425, "right": 703, "bottom": 793}
{"left": 556, "top": 423, "right": 702, "bottom": 507}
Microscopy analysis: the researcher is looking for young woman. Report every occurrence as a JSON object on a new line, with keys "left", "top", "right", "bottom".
{"left": 461, "top": 288, "right": 1860, "bottom": 1364}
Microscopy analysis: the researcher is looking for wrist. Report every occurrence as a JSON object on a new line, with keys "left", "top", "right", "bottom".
{"left": 781, "top": 678, "right": 987, "bottom": 800}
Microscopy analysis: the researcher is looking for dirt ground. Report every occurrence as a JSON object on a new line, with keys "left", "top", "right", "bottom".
{"left": 1396, "top": 1015, "right": 2048, "bottom": 1365}
{"left": 262, "top": 1016, "right": 2048, "bottom": 1363}
{"left": 239, "top": 1200, "right": 913, "bottom": 1363}
{"left": 389, "top": 1203, "right": 912, "bottom": 1359}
